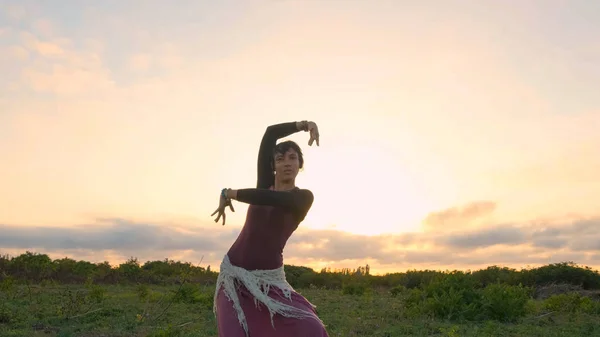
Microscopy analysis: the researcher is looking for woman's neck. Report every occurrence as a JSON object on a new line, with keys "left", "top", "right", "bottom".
{"left": 274, "top": 179, "right": 296, "bottom": 191}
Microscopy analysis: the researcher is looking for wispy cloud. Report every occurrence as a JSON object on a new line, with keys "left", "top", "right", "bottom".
{"left": 423, "top": 201, "right": 497, "bottom": 230}
{"left": 440, "top": 226, "right": 527, "bottom": 249}
{"left": 2, "top": 214, "right": 599, "bottom": 273}
{"left": 0, "top": 218, "right": 237, "bottom": 253}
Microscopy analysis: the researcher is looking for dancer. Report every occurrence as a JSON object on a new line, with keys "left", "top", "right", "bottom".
{"left": 211, "top": 121, "right": 328, "bottom": 337}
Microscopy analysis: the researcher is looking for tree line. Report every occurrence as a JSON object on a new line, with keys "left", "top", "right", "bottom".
{"left": 1, "top": 251, "right": 600, "bottom": 291}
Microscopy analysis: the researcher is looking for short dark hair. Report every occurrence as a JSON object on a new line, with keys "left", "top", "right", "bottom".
{"left": 272, "top": 140, "right": 304, "bottom": 169}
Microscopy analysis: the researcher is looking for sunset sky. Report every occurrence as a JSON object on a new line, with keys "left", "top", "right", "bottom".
{"left": 1, "top": 0, "right": 599, "bottom": 275}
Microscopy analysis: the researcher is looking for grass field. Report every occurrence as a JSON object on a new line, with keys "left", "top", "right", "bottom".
{"left": 2, "top": 283, "right": 600, "bottom": 337}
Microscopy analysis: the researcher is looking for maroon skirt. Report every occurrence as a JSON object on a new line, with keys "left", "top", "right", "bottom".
{"left": 215, "top": 283, "right": 329, "bottom": 337}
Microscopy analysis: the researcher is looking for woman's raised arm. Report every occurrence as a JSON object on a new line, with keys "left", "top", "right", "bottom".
{"left": 256, "top": 121, "right": 308, "bottom": 188}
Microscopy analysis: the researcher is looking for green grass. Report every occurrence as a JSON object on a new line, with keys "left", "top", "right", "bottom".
{"left": 1, "top": 283, "right": 600, "bottom": 337}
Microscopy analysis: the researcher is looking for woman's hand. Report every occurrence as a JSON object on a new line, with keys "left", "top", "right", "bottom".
{"left": 211, "top": 193, "right": 235, "bottom": 226}
{"left": 307, "top": 121, "right": 320, "bottom": 146}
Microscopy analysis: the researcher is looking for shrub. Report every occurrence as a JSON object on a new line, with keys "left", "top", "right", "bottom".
{"left": 342, "top": 282, "right": 368, "bottom": 296}
{"left": 402, "top": 288, "right": 427, "bottom": 318}
{"left": 402, "top": 270, "right": 440, "bottom": 289}
{"left": 403, "top": 275, "right": 532, "bottom": 322}
{"left": 524, "top": 262, "right": 600, "bottom": 289}
{"left": 480, "top": 283, "right": 532, "bottom": 322}
{"left": 472, "top": 266, "right": 520, "bottom": 287}
{"left": 137, "top": 283, "right": 151, "bottom": 300}
{"left": 0, "top": 305, "right": 12, "bottom": 324}
{"left": 390, "top": 285, "right": 406, "bottom": 297}
{"left": 88, "top": 285, "right": 106, "bottom": 303}
{"left": 543, "top": 292, "right": 600, "bottom": 314}
{"left": 172, "top": 283, "right": 200, "bottom": 304}
{"left": 402, "top": 271, "right": 482, "bottom": 320}
{"left": 423, "top": 271, "right": 482, "bottom": 320}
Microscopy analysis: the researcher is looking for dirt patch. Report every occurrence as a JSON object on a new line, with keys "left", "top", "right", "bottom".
{"left": 534, "top": 283, "right": 600, "bottom": 301}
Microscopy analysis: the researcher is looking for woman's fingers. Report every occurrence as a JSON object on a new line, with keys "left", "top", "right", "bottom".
{"left": 212, "top": 202, "right": 233, "bottom": 225}
{"left": 308, "top": 128, "right": 319, "bottom": 146}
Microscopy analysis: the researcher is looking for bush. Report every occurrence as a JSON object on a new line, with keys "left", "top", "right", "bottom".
{"left": 401, "top": 271, "right": 482, "bottom": 320}
{"left": 136, "top": 284, "right": 151, "bottom": 300}
{"left": 172, "top": 283, "right": 201, "bottom": 304}
{"left": 342, "top": 282, "right": 368, "bottom": 296}
{"left": 472, "top": 266, "right": 520, "bottom": 287}
{"left": 424, "top": 271, "right": 482, "bottom": 320}
{"left": 390, "top": 285, "right": 406, "bottom": 297}
{"left": 402, "top": 288, "right": 427, "bottom": 318}
{"left": 402, "top": 274, "right": 532, "bottom": 322}
{"left": 0, "top": 305, "right": 12, "bottom": 324}
{"left": 543, "top": 293, "right": 600, "bottom": 314}
{"left": 87, "top": 284, "right": 107, "bottom": 304}
{"left": 401, "top": 270, "right": 441, "bottom": 289}
{"left": 480, "top": 283, "right": 532, "bottom": 322}
{"left": 523, "top": 262, "right": 600, "bottom": 289}
{"left": 0, "top": 252, "right": 219, "bottom": 286}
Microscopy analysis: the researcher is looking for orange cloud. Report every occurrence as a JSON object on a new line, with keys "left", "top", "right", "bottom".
{"left": 423, "top": 201, "right": 497, "bottom": 230}
{"left": 33, "top": 40, "right": 64, "bottom": 56}
{"left": 2, "top": 215, "right": 600, "bottom": 274}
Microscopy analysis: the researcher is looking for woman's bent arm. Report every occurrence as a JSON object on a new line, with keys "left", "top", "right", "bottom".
{"left": 256, "top": 122, "right": 307, "bottom": 189}
{"left": 226, "top": 188, "right": 314, "bottom": 220}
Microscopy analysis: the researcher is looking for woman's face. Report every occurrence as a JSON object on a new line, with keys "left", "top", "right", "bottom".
{"left": 274, "top": 148, "right": 300, "bottom": 181}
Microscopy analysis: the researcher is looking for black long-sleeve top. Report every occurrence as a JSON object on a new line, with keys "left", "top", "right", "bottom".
{"left": 226, "top": 122, "right": 315, "bottom": 270}
{"left": 235, "top": 122, "right": 314, "bottom": 221}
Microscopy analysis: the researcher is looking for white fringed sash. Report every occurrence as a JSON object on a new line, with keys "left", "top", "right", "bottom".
{"left": 213, "top": 254, "right": 322, "bottom": 336}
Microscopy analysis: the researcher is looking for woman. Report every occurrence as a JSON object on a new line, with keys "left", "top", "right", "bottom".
{"left": 211, "top": 120, "right": 328, "bottom": 337}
